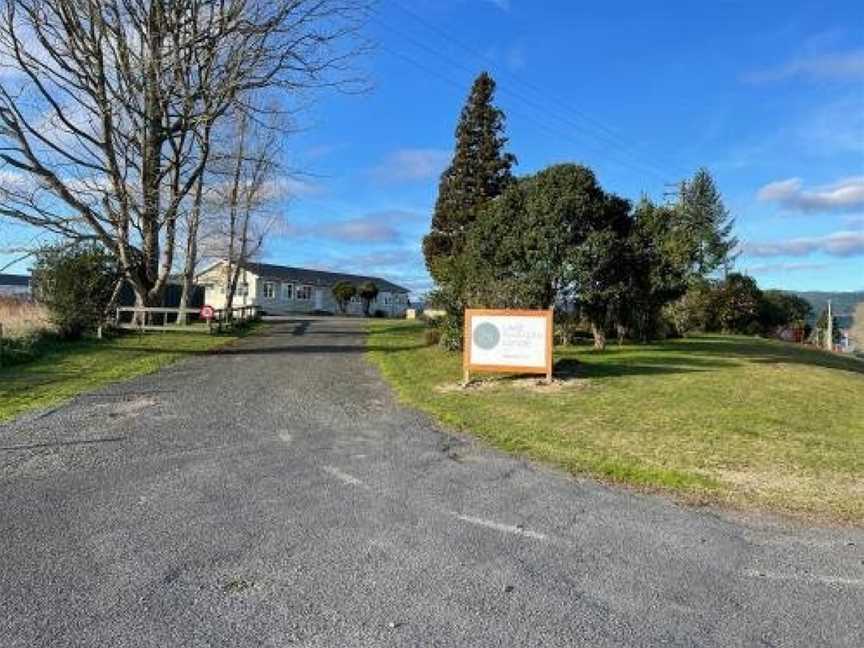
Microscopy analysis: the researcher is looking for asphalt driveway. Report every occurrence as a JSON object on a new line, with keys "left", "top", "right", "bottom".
{"left": 1, "top": 316, "right": 862, "bottom": 647}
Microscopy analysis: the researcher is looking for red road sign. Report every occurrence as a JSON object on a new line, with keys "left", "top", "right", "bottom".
{"left": 200, "top": 305, "right": 215, "bottom": 321}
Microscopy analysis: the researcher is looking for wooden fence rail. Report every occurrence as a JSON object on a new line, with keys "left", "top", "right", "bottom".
{"left": 115, "top": 305, "right": 259, "bottom": 333}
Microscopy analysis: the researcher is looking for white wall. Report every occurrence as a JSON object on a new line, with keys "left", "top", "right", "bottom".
{"left": 0, "top": 285, "right": 31, "bottom": 297}
{"left": 195, "top": 261, "right": 409, "bottom": 317}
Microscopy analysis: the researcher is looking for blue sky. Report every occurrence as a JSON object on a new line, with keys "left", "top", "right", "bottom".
{"left": 2, "top": 0, "right": 863, "bottom": 296}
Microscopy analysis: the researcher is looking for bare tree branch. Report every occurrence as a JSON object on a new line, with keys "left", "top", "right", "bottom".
{"left": 0, "top": 0, "right": 371, "bottom": 305}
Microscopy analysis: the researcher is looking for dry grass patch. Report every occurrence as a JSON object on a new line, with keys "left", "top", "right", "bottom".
{"left": 0, "top": 297, "right": 52, "bottom": 338}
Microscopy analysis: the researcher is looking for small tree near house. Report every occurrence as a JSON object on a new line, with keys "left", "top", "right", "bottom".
{"left": 332, "top": 281, "right": 357, "bottom": 314}
{"left": 358, "top": 281, "right": 379, "bottom": 316}
{"left": 31, "top": 243, "right": 119, "bottom": 339}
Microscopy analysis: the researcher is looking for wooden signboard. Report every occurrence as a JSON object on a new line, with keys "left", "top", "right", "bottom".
{"left": 463, "top": 309, "right": 553, "bottom": 384}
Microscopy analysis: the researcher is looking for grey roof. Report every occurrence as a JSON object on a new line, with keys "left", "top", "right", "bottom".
{"left": 242, "top": 262, "right": 410, "bottom": 294}
{"left": 0, "top": 273, "right": 30, "bottom": 287}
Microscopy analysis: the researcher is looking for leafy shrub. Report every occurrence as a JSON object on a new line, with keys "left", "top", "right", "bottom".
{"left": 31, "top": 243, "right": 118, "bottom": 339}
{"left": 554, "top": 312, "right": 586, "bottom": 346}
{"left": 0, "top": 330, "right": 49, "bottom": 367}
{"left": 423, "top": 328, "right": 441, "bottom": 346}
{"left": 358, "top": 281, "right": 380, "bottom": 316}
{"left": 437, "top": 312, "right": 463, "bottom": 351}
{"left": 331, "top": 281, "right": 356, "bottom": 314}
{"left": 373, "top": 309, "right": 387, "bottom": 318}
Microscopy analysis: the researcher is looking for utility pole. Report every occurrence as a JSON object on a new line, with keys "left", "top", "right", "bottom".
{"left": 662, "top": 180, "right": 685, "bottom": 204}
{"left": 826, "top": 300, "right": 833, "bottom": 352}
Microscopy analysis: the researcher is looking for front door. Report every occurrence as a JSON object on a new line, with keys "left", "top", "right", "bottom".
{"left": 315, "top": 288, "right": 323, "bottom": 310}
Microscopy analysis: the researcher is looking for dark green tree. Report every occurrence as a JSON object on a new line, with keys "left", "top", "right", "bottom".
{"left": 331, "top": 281, "right": 356, "bottom": 314}
{"left": 459, "top": 163, "right": 632, "bottom": 350}
{"left": 358, "top": 281, "right": 379, "bottom": 316}
{"left": 758, "top": 291, "right": 812, "bottom": 331}
{"left": 423, "top": 71, "right": 516, "bottom": 285}
{"left": 31, "top": 242, "right": 119, "bottom": 339}
{"left": 677, "top": 168, "right": 739, "bottom": 276}
{"left": 564, "top": 193, "right": 632, "bottom": 350}
{"left": 460, "top": 164, "right": 609, "bottom": 310}
{"left": 664, "top": 277, "right": 717, "bottom": 335}
{"left": 624, "top": 198, "right": 691, "bottom": 340}
{"left": 713, "top": 273, "right": 762, "bottom": 333}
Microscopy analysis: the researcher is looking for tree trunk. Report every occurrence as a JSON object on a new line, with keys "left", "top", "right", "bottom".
{"left": 591, "top": 323, "right": 606, "bottom": 351}
{"left": 177, "top": 170, "right": 207, "bottom": 325}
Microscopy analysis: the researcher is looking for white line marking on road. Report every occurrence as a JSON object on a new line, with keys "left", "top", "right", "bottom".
{"left": 278, "top": 431, "right": 292, "bottom": 445}
{"left": 452, "top": 513, "right": 547, "bottom": 541}
{"left": 322, "top": 465, "right": 365, "bottom": 487}
{"left": 743, "top": 569, "right": 864, "bottom": 588}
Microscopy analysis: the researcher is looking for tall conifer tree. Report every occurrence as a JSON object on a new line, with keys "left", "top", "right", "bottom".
{"left": 423, "top": 72, "right": 516, "bottom": 284}
{"left": 678, "top": 168, "right": 738, "bottom": 276}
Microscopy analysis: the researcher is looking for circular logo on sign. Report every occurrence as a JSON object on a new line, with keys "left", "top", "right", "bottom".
{"left": 473, "top": 322, "right": 501, "bottom": 350}
{"left": 200, "top": 305, "right": 215, "bottom": 320}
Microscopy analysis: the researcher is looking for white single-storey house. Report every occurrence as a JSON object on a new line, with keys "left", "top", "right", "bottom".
{"left": 197, "top": 261, "right": 411, "bottom": 317}
{"left": 0, "top": 273, "right": 31, "bottom": 297}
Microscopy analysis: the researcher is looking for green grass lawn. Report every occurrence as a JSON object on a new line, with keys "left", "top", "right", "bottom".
{"left": 367, "top": 321, "right": 864, "bottom": 523}
{"left": 0, "top": 326, "right": 259, "bottom": 423}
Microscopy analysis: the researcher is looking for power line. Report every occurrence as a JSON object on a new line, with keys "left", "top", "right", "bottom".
{"left": 374, "top": 18, "right": 668, "bottom": 182}
{"left": 379, "top": 43, "right": 668, "bottom": 187}
{"left": 372, "top": 19, "right": 672, "bottom": 186}
{"left": 384, "top": 0, "right": 691, "bottom": 181}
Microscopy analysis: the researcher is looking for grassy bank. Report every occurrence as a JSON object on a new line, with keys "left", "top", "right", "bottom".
{"left": 0, "top": 326, "right": 259, "bottom": 423}
{"left": 367, "top": 321, "right": 864, "bottom": 523}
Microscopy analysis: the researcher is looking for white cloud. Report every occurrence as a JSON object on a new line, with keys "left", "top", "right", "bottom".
{"left": 742, "top": 231, "right": 864, "bottom": 258}
{"left": 295, "top": 247, "right": 432, "bottom": 298}
{"left": 285, "top": 210, "right": 424, "bottom": 244}
{"left": 744, "top": 49, "right": 864, "bottom": 83}
{"left": 747, "top": 261, "right": 830, "bottom": 274}
{"left": 371, "top": 148, "right": 451, "bottom": 183}
{"left": 756, "top": 176, "right": 864, "bottom": 213}
{"left": 278, "top": 176, "right": 325, "bottom": 198}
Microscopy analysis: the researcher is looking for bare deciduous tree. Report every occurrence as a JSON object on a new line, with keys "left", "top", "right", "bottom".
{"left": 0, "top": 0, "right": 369, "bottom": 308}
{"left": 201, "top": 106, "right": 284, "bottom": 316}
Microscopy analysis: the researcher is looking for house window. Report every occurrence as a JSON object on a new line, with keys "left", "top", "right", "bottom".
{"left": 237, "top": 283, "right": 248, "bottom": 297}
{"left": 383, "top": 295, "right": 391, "bottom": 305}
{"left": 296, "top": 285, "right": 313, "bottom": 300}
{"left": 263, "top": 282, "right": 276, "bottom": 299}
{"left": 282, "top": 283, "right": 293, "bottom": 300}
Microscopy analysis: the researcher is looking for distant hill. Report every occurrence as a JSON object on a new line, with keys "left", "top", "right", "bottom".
{"left": 786, "top": 291, "right": 864, "bottom": 327}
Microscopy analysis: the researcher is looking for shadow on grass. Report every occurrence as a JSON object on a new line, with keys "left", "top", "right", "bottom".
{"left": 550, "top": 335, "right": 864, "bottom": 379}
{"left": 365, "top": 324, "right": 420, "bottom": 336}
{"left": 552, "top": 357, "right": 720, "bottom": 379}
{"left": 662, "top": 335, "right": 864, "bottom": 375}
{"left": 215, "top": 344, "right": 426, "bottom": 356}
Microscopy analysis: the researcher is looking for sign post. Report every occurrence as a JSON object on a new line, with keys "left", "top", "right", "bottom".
{"left": 463, "top": 309, "right": 553, "bottom": 385}
{"left": 200, "top": 304, "right": 215, "bottom": 333}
